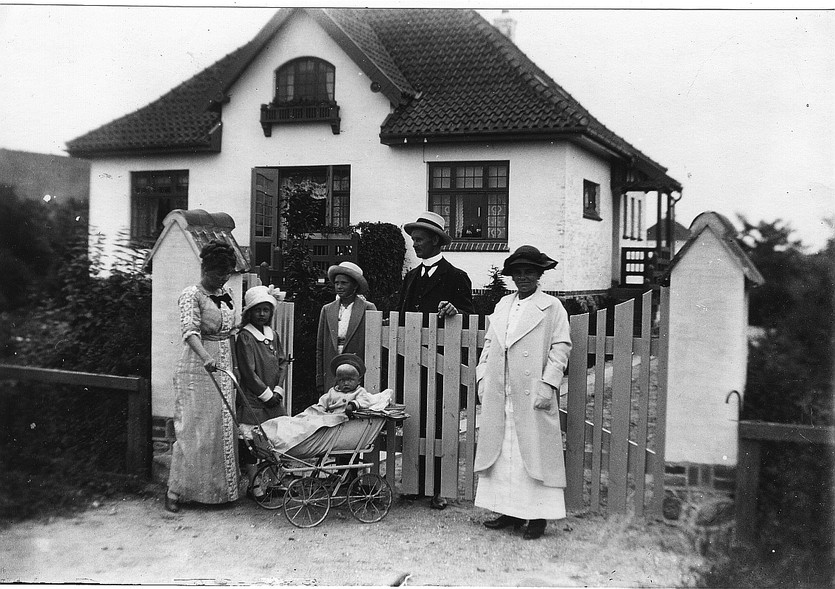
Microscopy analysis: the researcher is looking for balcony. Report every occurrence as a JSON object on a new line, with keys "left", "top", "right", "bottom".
{"left": 260, "top": 102, "right": 341, "bottom": 137}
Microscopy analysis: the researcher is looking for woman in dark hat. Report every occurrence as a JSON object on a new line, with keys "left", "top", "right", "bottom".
{"left": 316, "top": 261, "right": 377, "bottom": 394}
{"left": 473, "top": 245, "right": 572, "bottom": 539}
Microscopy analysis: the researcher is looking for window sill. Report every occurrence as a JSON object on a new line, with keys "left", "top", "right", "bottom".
{"left": 583, "top": 212, "right": 603, "bottom": 221}
{"left": 445, "top": 241, "right": 510, "bottom": 252}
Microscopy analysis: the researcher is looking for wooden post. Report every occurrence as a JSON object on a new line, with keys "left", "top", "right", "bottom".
{"left": 735, "top": 438, "right": 761, "bottom": 543}
{"left": 609, "top": 299, "right": 635, "bottom": 513}
{"left": 566, "top": 312, "right": 589, "bottom": 512}
{"left": 649, "top": 286, "right": 670, "bottom": 518}
{"left": 126, "top": 377, "right": 151, "bottom": 477}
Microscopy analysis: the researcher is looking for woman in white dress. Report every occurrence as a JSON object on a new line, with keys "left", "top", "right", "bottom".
{"left": 474, "top": 245, "right": 572, "bottom": 539}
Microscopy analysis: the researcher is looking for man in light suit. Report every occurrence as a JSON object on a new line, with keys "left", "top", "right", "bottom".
{"left": 397, "top": 211, "right": 475, "bottom": 510}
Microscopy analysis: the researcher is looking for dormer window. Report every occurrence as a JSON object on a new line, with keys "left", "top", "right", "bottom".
{"left": 276, "top": 58, "right": 335, "bottom": 105}
{"left": 261, "top": 57, "right": 341, "bottom": 136}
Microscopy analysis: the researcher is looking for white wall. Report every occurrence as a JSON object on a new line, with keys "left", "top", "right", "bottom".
{"left": 87, "top": 9, "right": 618, "bottom": 294}
{"left": 666, "top": 228, "right": 749, "bottom": 465}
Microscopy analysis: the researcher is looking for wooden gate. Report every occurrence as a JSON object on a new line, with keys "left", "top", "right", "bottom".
{"left": 363, "top": 287, "right": 670, "bottom": 517}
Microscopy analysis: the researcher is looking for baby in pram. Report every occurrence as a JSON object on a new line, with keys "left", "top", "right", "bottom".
{"left": 317, "top": 354, "right": 391, "bottom": 416}
{"left": 249, "top": 353, "right": 393, "bottom": 454}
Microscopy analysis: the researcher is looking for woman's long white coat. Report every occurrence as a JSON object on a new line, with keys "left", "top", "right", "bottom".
{"left": 474, "top": 289, "right": 572, "bottom": 487}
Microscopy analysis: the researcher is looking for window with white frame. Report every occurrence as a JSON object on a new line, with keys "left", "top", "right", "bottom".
{"left": 131, "top": 170, "right": 188, "bottom": 245}
{"left": 428, "top": 162, "right": 508, "bottom": 242}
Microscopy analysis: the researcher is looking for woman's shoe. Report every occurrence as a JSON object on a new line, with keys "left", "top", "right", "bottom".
{"left": 164, "top": 491, "right": 181, "bottom": 513}
{"left": 523, "top": 519, "right": 546, "bottom": 539}
{"left": 483, "top": 514, "right": 524, "bottom": 530}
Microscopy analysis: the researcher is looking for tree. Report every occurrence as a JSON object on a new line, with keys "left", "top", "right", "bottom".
{"left": 737, "top": 216, "right": 833, "bottom": 425}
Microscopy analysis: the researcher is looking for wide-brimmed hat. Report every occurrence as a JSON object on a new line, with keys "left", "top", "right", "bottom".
{"left": 329, "top": 353, "right": 366, "bottom": 378}
{"left": 242, "top": 285, "right": 279, "bottom": 315}
{"left": 403, "top": 211, "right": 452, "bottom": 246}
{"left": 327, "top": 261, "right": 368, "bottom": 294}
{"left": 501, "top": 245, "right": 558, "bottom": 276}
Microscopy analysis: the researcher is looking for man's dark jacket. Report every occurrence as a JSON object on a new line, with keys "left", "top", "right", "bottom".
{"left": 397, "top": 257, "right": 475, "bottom": 316}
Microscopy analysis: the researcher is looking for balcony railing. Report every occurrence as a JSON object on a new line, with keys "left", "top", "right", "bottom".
{"left": 260, "top": 102, "right": 341, "bottom": 136}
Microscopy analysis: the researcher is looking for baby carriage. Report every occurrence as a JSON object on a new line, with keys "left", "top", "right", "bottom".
{"left": 208, "top": 367, "right": 407, "bottom": 528}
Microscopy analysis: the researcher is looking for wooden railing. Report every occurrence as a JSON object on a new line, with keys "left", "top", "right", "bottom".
{"left": 0, "top": 364, "right": 151, "bottom": 477}
{"left": 735, "top": 420, "right": 835, "bottom": 542}
{"left": 259, "top": 102, "right": 341, "bottom": 136}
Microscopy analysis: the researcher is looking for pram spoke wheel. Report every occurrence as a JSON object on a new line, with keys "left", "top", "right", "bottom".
{"left": 252, "top": 462, "right": 287, "bottom": 510}
{"left": 283, "top": 476, "right": 330, "bottom": 528}
{"left": 347, "top": 473, "right": 392, "bottom": 523}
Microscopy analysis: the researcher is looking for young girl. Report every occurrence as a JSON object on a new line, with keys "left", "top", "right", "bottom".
{"left": 235, "top": 285, "right": 288, "bottom": 499}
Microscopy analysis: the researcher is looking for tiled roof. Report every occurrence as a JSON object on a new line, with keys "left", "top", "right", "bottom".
{"left": 66, "top": 8, "right": 680, "bottom": 190}
{"left": 319, "top": 8, "right": 415, "bottom": 101}
{"left": 143, "top": 209, "right": 250, "bottom": 273}
{"left": 66, "top": 46, "right": 250, "bottom": 156}
{"left": 647, "top": 219, "right": 692, "bottom": 241}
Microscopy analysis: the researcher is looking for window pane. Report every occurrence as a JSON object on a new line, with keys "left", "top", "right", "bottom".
{"left": 487, "top": 165, "right": 507, "bottom": 188}
{"left": 276, "top": 58, "right": 335, "bottom": 104}
{"left": 460, "top": 194, "right": 485, "bottom": 238}
{"left": 131, "top": 170, "right": 188, "bottom": 242}
{"left": 429, "top": 162, "right": 508, "bottom": 242}
{"left": 456, "top": 166, "right": 483, "bottom": 188}
{"left": 429, "top": 195, "right": 451, "bottom": 231}
{"left": 583, "top": 180, "right": 600, "bottom": 217}
{"left": 487, "top": 193, "right": 507, "bottom": 239}
{"left": 432, "top": 166, "right": 451, "bottom": 189}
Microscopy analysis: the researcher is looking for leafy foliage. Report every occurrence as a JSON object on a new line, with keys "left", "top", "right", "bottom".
{"left": 737, "top": 216, "right": 833, "bottom": 425}
{"left": 473, "top": 266, "right": 509, "bottom": 316}
{"left": 0, "top": 185, "right": 87, "bottom": 310}
{"left": 356, "top": 221, "right": 406, "bottom": 312}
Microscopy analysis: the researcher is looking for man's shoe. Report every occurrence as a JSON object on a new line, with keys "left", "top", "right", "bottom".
{"left": 164, "top": 492, "right": 180, "bottom": 513}
{"left": 429, "top": 494, "right": 447, "bottom": 510}
{"left": 483, "top": 514, "right": 524, "bottom": 530}
{"left": 523, "top": 519, "right": 546, "bottom": 540}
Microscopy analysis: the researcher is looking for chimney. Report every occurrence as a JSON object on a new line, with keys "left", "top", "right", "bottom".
{"left": 493, "top": 10, "right": 517, "bottom": 42}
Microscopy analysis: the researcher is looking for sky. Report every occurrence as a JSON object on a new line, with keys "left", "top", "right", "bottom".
{"left": 0, "top": 2, "right": 833, "bottom": 251}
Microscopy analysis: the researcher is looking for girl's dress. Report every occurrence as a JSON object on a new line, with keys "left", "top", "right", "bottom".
{"left": 235, "top": 324, "right": 287, "bottom": 425}
{"left": 169, "top": 284, "right": 239, "bottom": 504}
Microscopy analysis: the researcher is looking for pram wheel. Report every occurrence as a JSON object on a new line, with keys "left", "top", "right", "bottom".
{"left": 252, "top": 462, "right": 288, "bottom": 510}
{"left": 283, "top": 476, "right": 331, "bottom": 528}
{"left": 347, "top": 473, "right": 392, "bottom": 523}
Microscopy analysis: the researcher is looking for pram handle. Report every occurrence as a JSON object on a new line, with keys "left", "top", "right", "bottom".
{"left": 205, "top": 366, "right": 275, "bottom": 455}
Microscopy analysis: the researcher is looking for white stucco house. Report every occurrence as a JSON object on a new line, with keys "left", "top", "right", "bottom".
{"left": 67, "top": 7, "right": 682, "bottom": 294}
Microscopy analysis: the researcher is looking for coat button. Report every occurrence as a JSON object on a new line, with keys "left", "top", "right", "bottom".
{"left": 523, "top": 351, "right": 529, "bottom": 357}
{"left": 524, "top": 370, "right": 530, "bottom": 376}
{"left": 524, "top": 389, "right": 530, "bottom": 395}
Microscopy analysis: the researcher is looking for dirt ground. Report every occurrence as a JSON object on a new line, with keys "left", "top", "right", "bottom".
{"left": 1, "top": 492, "right": 707, "bottom": 587}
